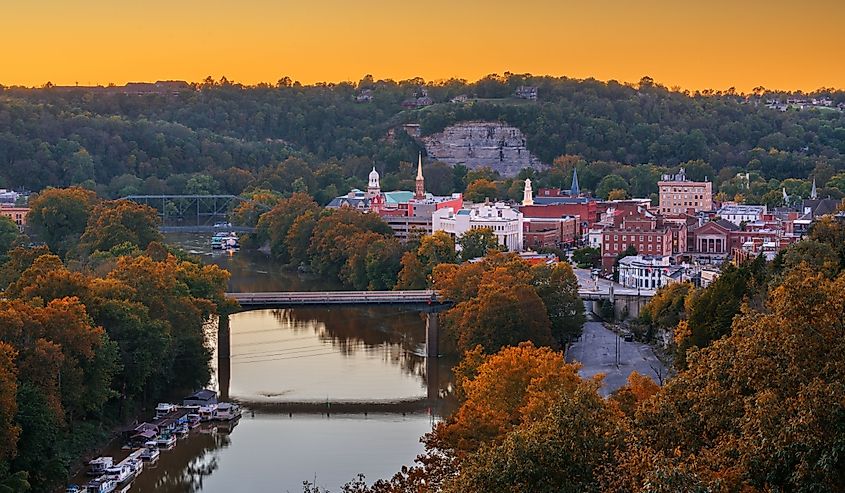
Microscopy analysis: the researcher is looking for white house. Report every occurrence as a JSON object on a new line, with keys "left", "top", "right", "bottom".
{"left": 716, "top": 204, "right": 766, "bottom": 226}
{"left": 617, "top": 255, "right": 683, "bottom": 290}
{"left": 432, "top": 202, "right": 524, "bottom": 252}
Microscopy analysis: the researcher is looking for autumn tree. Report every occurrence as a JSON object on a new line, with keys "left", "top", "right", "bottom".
{"left": 639, "top": 281, "right": 694, "bottom": 334}
{"left": 26, "top": 187, "right": 97, "bottom": 257}
{"left": 79, "top": 200, "right": 162, "bottom": 254}
{"left": 396, "top": 231, "right": 457, "bottom": 289}
{"left": 431, "top": 343, "right": 623, "bottom": 492}
{"left": 463, "top": 179, "right": 498, "bottom": 203}
{"left": 615, "top": 265, "right": 845, "bottom": 491}
{"left": 676, "top": 257, "right": 766, "bottom": 368}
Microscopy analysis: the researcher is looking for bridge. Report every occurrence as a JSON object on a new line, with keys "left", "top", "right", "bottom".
{"left": 120, "top": 194, "right": 268, "bottom": 233}
{"left": 228, "top": 290, "right": 441, "bottom": 308}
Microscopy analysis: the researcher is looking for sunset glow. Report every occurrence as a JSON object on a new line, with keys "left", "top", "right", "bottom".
{"left": 2, "top": 0, "right": 844, "bottom": 90}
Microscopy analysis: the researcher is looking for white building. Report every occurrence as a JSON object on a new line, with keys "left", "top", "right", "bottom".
{"left": 717, "top": 204, "right": 766, "bottom": 226}
{"left": 617, "top": 255, "right": 682, "bottom": 290}
{"left": 432, "top": 202, "right": 524, "bottom": 252}
{"left": 0, "top": 190, "right": 20, "bottom": 205}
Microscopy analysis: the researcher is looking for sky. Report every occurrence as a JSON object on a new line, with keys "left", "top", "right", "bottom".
{"left": 1, "top": 0, "right": 843, "bottom": 91}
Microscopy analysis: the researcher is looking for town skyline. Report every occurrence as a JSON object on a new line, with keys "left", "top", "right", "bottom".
{"left": 3, "top": 0, "right": 844, "bottom": 91}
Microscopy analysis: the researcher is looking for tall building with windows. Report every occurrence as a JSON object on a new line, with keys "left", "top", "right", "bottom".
{"left": 658, "top": 168, "right": 712, "bottom": 214}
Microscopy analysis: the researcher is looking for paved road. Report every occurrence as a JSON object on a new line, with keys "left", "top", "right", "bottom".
{"left": 566, "top": 320, "right": 666, "bottom": 396}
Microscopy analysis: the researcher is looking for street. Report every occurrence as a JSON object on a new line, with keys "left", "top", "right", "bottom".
{"left": 566, "top": 319, "right": 667, "bottom": 396}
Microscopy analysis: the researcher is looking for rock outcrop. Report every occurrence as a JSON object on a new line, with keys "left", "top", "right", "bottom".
{"left": 421, "top": 121, "right": 546, "bottom": 177}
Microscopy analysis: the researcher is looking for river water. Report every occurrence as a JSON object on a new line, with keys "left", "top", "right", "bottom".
{"left": 76, "top": 234, "right": 456, "bottom": 493}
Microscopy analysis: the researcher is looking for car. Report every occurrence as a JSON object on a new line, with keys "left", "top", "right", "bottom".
{"left": 623, "top": 333, "right": 634, "bottom": 342}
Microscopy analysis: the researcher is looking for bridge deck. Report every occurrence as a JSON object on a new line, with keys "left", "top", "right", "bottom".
{"left": 228, "top": 290, "right": 440, "bottom": 307}
{"left": 227, "top": 288, "right": 652, "bottom": 308}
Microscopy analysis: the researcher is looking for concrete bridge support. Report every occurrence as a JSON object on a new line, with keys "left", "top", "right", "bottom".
{"left": 218, "top": 314, "right": 231, "bottom": 401}
{"left": 425, "top": 311, "right": 439, "bottom": 359}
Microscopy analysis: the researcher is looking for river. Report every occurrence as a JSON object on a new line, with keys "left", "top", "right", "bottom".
{"left": 75, "top": 234, "right": 456, "bottom": 493}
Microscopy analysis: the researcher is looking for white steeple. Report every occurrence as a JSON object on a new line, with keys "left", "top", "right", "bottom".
{"left": 522, "top": 178, "right": 534, "bottom": 206}
{"left": 811, "top": 177, "right": 818, "bottom": 200}
{"left": 367, "top": 166, "right": 381, "bottom": 198}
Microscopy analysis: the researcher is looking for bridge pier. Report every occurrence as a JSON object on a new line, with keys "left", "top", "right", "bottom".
{"left": 425, "top": 311, "right": 439, "bottom": 359}
{"left": 218, "top": 314, "right": 231, "bottom": 401}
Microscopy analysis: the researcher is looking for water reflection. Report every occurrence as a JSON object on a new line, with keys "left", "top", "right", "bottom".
{"left": 216, "top": 307, "right": 454, "bottom": 404}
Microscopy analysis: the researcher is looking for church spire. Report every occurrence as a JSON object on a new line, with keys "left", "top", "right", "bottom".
{"left": 415, "top": 153, "right": 425, "bottom": 200}
{"left": 570, "top": 168, "right": 580, "bottom": 196}
{"left": 522, "top": 178, "right": 534, "bottom": 206}
{"left": 811, "top": 177, "right": 818, "bottom": 200}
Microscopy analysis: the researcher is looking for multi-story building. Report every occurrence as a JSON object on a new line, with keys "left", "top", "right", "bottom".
{"left": 658, "top": 168, "right": 713, "bottom": 214}
{"left": 523, "top": 216, "right": 578, "bottom": 249}
{"left": 599, "top": 206, "right": 676, "bottom": 270}
{"left": 433, "top": 202, "right": 524, "bottom": 252}
{"left": 0, "top": 207, "right": 28, "bottom": 233}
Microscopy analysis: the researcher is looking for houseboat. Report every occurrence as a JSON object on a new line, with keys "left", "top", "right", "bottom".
{"left": 155, "top": 403, "right": 177, "bottom": 419}
{"left": 156, "top": 433, "right": 177, "bottom": 449}
{"left": 88, "top": 457, "right": 113, "bottom": 476}
{"left": 214, "top": 402, "right": 242, "bottom": 421}
{"left": 187, "top": 413, "right": 201, "bottom": 429}
{"left": 84, "top": 476, "right": 117, "bottom": 493}
{"left": 104, "top": 462, "right": 136, "bottom": 486}
{"left": 140, "top": 441, "right": 160, "bottom": 462}
{"left": 211, "top": 232, "right": 239, "bottom": 249}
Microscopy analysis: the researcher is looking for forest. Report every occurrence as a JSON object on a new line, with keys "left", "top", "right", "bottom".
{"left": 0, "top": 189, "right": 231, "bottom": 491}
{"left": 3, "top": 74, "right": 845, "bottom": 206}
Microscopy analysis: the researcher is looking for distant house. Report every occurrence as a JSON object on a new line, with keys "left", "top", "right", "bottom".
{"left": 514, "top": 86, "right": 538, "bottom": 100}
{"left": 402, "top": 88, "right": 433, "bottom": 109}
{"left": 183, "top": 389, "right": 218, "bottom": 407}
{"left": 450, "top": 94, "right": 468, "bottom": 104}
{"left": 355, "top": 89, "right": 374, "bottom": 103}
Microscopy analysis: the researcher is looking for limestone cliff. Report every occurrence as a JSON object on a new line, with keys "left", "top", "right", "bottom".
{"left": 421, "top": 121, "right": 546, "bottom": 177}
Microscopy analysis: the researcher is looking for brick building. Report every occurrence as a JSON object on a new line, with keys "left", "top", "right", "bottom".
{"left": 658, "top": 168, "right": 713, "bottom": 214}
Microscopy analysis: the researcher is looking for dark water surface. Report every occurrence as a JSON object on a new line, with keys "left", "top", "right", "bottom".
{"left": 77, "top": 234, "right": 455, "bottom": 492}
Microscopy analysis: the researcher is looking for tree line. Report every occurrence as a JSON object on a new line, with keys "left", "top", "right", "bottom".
{"left": 3, "top": 74, "right": 845, "bottom": 207}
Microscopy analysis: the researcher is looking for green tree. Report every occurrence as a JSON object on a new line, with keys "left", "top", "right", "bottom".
{"left": 0, "top": 218, "right": 18, "bottom": 259}
{"left": 572, "top": 246, "right": 600, "bottom": 268}
{"left": 458, "top": 227, "right": 503, "bottom": 261}
{"left": 596, "top": 174, "right": 628, "bottom": 200}
{"left": 531, "top": 263, "right": 586, "bottom": 345}
{"left": 27, "top": 187, "right": 97, "bottom": 257}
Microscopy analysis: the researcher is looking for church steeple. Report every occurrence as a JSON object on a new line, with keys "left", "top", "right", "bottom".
{"left": 570, "top": 168, "right": 580, "bottom": 196}
{"left": 522, "top": 178, "right": 534, "bottom": 206}
{"left": 367, "top": 166, "right": 381, "bottom": 199}
{"left": 415, "top": 153, "right": 425, "bottom": 200}
{"left": 811, "top": 177, "right": 818, "bottom": 200}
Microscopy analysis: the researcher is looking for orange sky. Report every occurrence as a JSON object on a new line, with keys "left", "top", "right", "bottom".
{"left": 1, "top": 0, "right": 843, "bottom": 91}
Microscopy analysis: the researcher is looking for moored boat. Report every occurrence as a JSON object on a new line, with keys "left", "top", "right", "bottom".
{"left": 156, "top": 433, "right": 177, "bottom": 449}
{"left": 214, "top": 402, "right": 242, "bottom": 421}
{"left": 104, "top": 462, "right": 136, "bottom": 486}
{"left": 85, "top": 476, "right": 117, "bottom": 493}
{"left": 155, "top": 403, "right": 177, "bottom": 419}
{"left": 88, "top": 457, "right": 113, "bottom": 476}
{"left": 140, "top": 440, "right": 160, "bottom": 462}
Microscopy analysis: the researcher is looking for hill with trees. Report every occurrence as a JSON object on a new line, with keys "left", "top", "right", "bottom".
{"left": 3, "top": 74, "right": 845, "bottom": 206}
